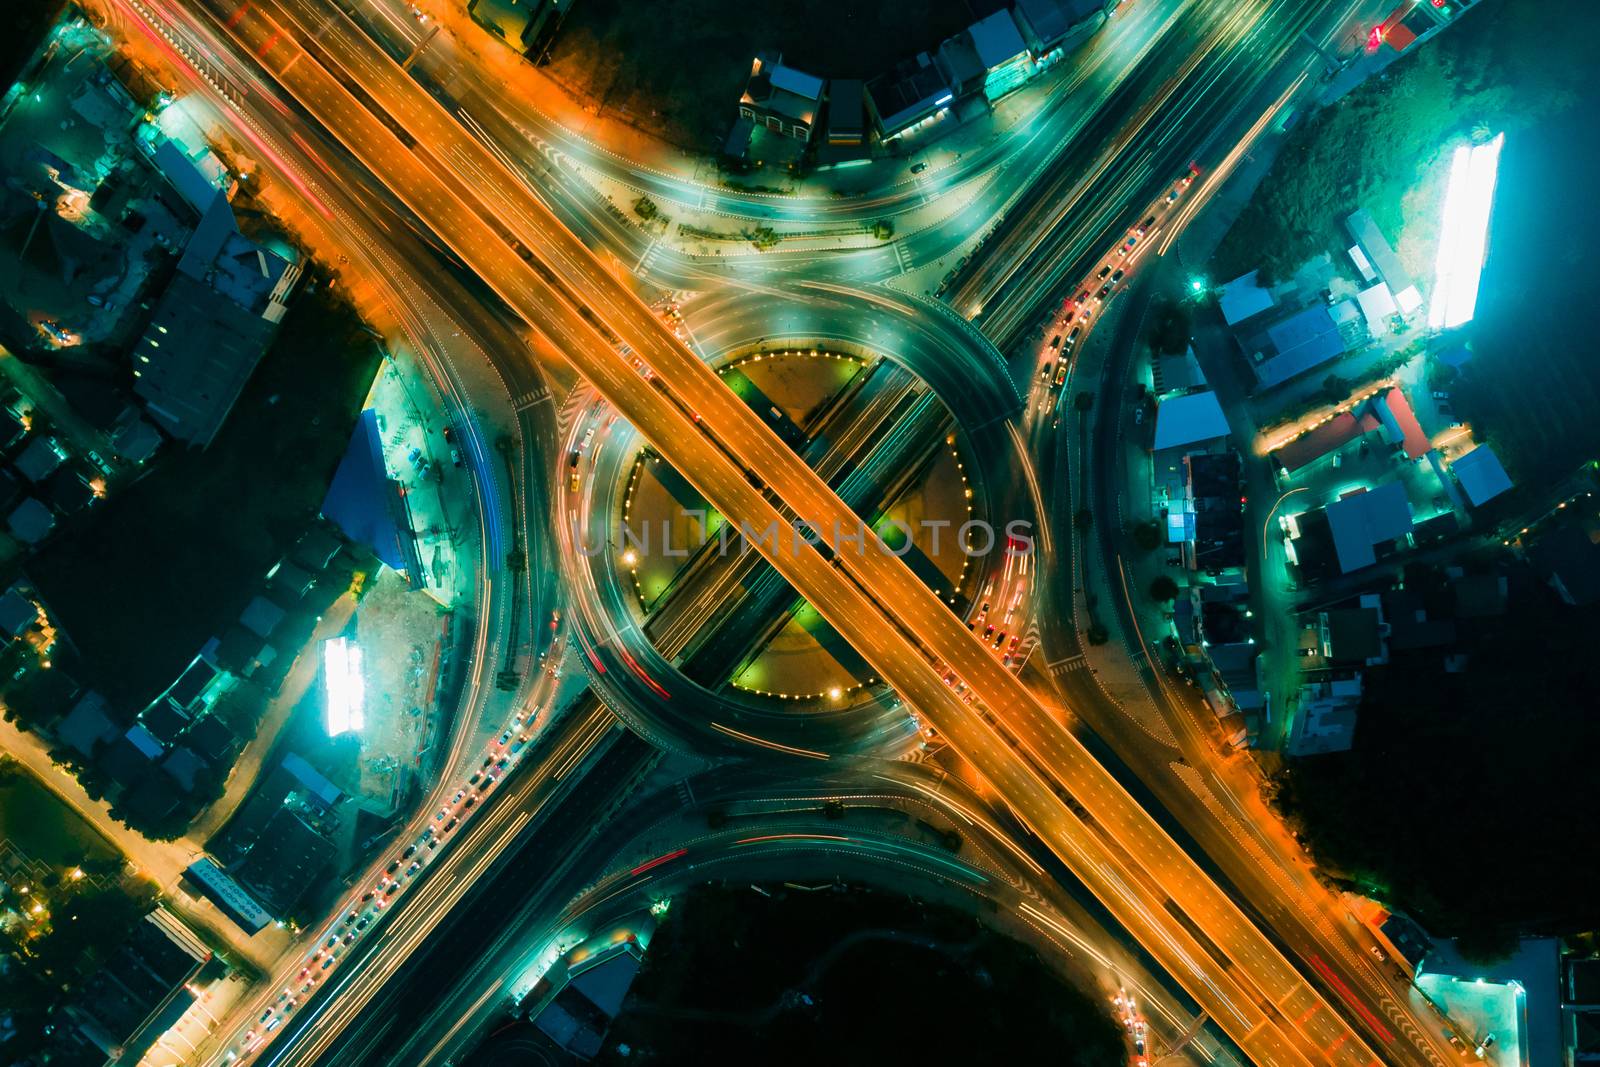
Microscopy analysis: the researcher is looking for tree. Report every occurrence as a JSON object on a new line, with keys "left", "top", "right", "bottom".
{"left": 1147, "top": 296, "right": 1192, "bottom": 356}
{"left": 1149, "top": 575, "right": 1180, "bottom": 603}
{"left": 1131, "top": 521, "right": 1162, "bottom": 552}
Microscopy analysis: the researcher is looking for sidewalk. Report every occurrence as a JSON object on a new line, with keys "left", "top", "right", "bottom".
{"left": 0, "top": 717, "right": 286, "bottom": 970}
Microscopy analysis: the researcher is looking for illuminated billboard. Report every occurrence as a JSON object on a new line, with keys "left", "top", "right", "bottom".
{"left": 1429, "top": 133, "right": 1503, "bottom": 331}
{"left": 323, "top": 636, "right": 365, "bottom": 736}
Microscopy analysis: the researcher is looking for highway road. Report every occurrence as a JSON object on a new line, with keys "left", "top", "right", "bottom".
{"left": 138, "top": 0, "right": 1411, "bottom": 1062}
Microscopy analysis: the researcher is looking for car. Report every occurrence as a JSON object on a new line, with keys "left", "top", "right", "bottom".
{"left": 355, "top": 917, "right": 370, "bottom": 931}
{"left": 452, "top": 790, "right": 465, "bottom": 805}
{"left": 1110, "top": 269, "right": 1125, "bottom": 283}
{"left": 442, "top": 426, "right": 454, "bottom": 444}
{"left": 1054, "top": 363, "right": 1068, "bottom": 388}
{"left": 321, "top": 956, "right": 335, "bottom": 969}
{"left": 1165, "top": 188, "right": 1179, "bottom": 203}
{"left": 1135, "top": 215, "right": 1156, "bottom": 236}
{"left": 463, "top": 795, "right": 476, "bottom": 808}
{"left": 342, "top": 932, "right": 355, "bottom": 944}
{"left": 1074, "top": 288, "right": 1090, "bottom": 303}
{"left": 910, "top": 161, "right": 928, "bottom": 174}
{"left": 360, "top": 891, "right": 375, "bottom": 902}
{"left": 444, "top": 817, "right": 459, "bottom": 832}
{"left": 385, "top": 883, "right": 399, "bottom": 896}
{"left": 1061, "top": 309, "right": 1075, "bottom": 325}
{"left": 1040, "top": 360, "right": 1054, "bottom": 381}
{"left": 386, "top": 859, "right": 400, "bottom": 874}
{"left": 1134, "top": 407, "right": 1144, "bottom": 425}
{"left": 260, "top": 1009, "right": 275, "bottom": 1023}
{"left": 450, "top": 447, "right": 463, "bottom": 468}
{"left": 1369, "top": 946, "right": 1387, "bottom": 961}
{"left": 342, "top": 910, "right": 358, "bottom": 925}
{"left": 1067, "top": 326, "right": 1083, "bottom": 345}
{"left": 1049, "top": 334, "right": 1062, "bottom": 349}
{"left": 1096, "top": 265, "right": 1112, "bottom": 279}
{"left": 324, "top": 935, "right": 338, "bottom": 949}
{"left": 1431, "top": 390, "right": 1450, "bottom": 400}
{"left": 1095, "top": 283, "right": 1112, "bottom": 302}
{"left": 498, "top": 730, "right": 512, "bottom": 745}
{"left": 407, "top": 861, "right": 422, "bottom": 875}
{"left": 402, "top": 844, "right": 417, "bottom": 859}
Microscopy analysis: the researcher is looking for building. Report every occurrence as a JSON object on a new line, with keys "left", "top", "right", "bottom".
{"left": 1177, "top": 453, "right": 1245, "bottom": 573}
{"left": 1325, "top": 482, "right": 1414, "bottom": 574}
{"left": 1286, "top": 675, "right": 1362, "bottom": 755}
{"left": 1153, "top": 390, "right": 1229, "bottom": 452}
{"left": 7, "top": 496, "right": 56, "bottom": 544}
{"left": 524, "top": 923, "right": 652, "bottom": 1059}
{"left": 465, "top": 0, "right": 572, "bottom": 54}
{"left": 53, "top": 912, "right": 209, "bottom": 1065}
{"left": 1272, "top": 409, "right": 1381, "bottom": 476}
{"left": 1417, "top": 937, "right": 1560, "bottom": 1067}
{"left": 1354, "top": 281, "right": 1398, "bottom": 334}
{"left": 1012, "top": 0, "right": 1106, "bottom": 56}
{"left": 1246, "top": 305, "right": 1347, "bottom": 390}
{"left": 866, "top": 54, "right": 953, "bottom": 141}
{"left": 1217, "top": 270, "right": 1275, "bottom": 326}
{"left": 1451, "top": 445, "right": 1512, "bottom": 507}
{"left": 1151, "top": 347, "right": 1205, "bottom": 397}
{"left": 825, "top": 79, "right": 865, "bottom": 147}
{"left": 14, "top": 435, "right": 67, "bottom": 483}
{"left": 182, "top": 856, "right": 273, "bottom": 934}
{"left": 0, "top": 586, "right": 37, "bottom": 640}
{"left": 133, "top": 191, "right": 301, "bottom": 447}
{"left": 322, "top": 408, "right": 422, "bottom": 576}
{"left": 1345, "top": 209, "right": 1422, "bottom": 315}
{"left": 1316, "top": 594, "right": 1389, "bottom": 667}
{"left": 938, "top": 10, "right": 1033, "bottom": 103}
{"left": 55, "top": 691, "right": 119, "bottom": 757}
{"left": 1373, "top": 387, "right": 1429, "bottom": 460}
{"left": 738, "top": 53, "right": 825, "bottom": 142}
{"left": 236, "top": 805, "right": 338, "bottom": 915}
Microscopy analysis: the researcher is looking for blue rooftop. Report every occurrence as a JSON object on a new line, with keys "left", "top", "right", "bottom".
{"left": 1453, "top": 445, "right": 1512, "bottom": 506}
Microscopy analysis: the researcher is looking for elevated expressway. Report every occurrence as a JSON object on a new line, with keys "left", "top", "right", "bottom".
{"left": 158, "top": 0, "right": 1411, "bottom": 1060}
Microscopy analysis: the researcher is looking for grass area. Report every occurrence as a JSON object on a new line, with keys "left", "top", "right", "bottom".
{"left": 0, "top": 756, "right": 120, "bottom": 870}
{"left": 600, "top": 883, "right": 1124, "bottom": 1064}
{"left": 545, "top": 0, "right": 978, "bottom": 150}
{"left": 0, "top": 0, "right": 63, "bottom": 92}
{"left": 28, "top": 280, "right": 381, "bottom": 707}
{"left": 1279, "top": 564, "right": 1600, "bottom": 954}
{"left": 1211, "top": 0, "right": 1599, "bottom": 286}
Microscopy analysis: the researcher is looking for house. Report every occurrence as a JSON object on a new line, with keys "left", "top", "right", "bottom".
{"left": 14, "top": 435, "right": 68, "bottom": 483}
{"left": 1151, "top": 348, "right": 1205, "bottom": 397}
{"left": 101, "top": 722, "right": 166, "bottom": 786}
{"left": 322, "top": 409, "right": 421, "bottom": 575}
{"left": 1217, "top": 270, "right": 1275, "bottom": 326}
{"left": 239, "top": 594, "right": 286, "bottom": 640}
{"left": 1354, "top": 282, "right": 1398, "bottom": 333}
{"left": 1345, "top": 209, "right": 1422, "bottom": 314}
{"left": 738, "top": 53, "right": 825, "bottom": 142}
{"left": 1286, "top": 675, "right": 1362, "bottom": 755}
{"left": 281, "top": 752, "right": 344, "bottom": 809}
{"left": 267, "top": 559, "right": 316, "bottom": 601}
{"left": 1153, "top": 390, "right": 1229, "bottom": 452}
{"left": 1529, "top": 523, "right": 1600, "bottom": 606}
{"left": 1272, "top": 410, "right": 1380, "bottom": 475}
{"left": 1451, "top": 445, "right": 1513, "bottom": 507}
{"left": 1325, "top": 483, "right": 1413, "bottom": 574}
{"left": 185, "top": 713, "right": 239, "bottom": 764}
{"left": 1184, "top": 453, "right": 1245, "bottom": 573}
{"left": 292, "top": 526, "right": 343, "bottom": 571}
{"left": 161, "top": 746, "right": 210, "bottom": 791}
{"left": 0, "top": 587, "right": 37, "bottom": 639}
{"left": 825, "top": 79, "right": 865, "bottom": 147}
{"left": 133, "top": 191, "right": 301, "bottom": 447}
{"left": 43, "top": 466, "right": 97, "bottom": 514}
{"left": 1381, "top": 588, "right": 1457, "bottom": 653}
{"left": 938, "top": 10, "right": 1032, "bottom": 102}
{"left": 1247, "top": 305, "right": 1346, "bottom": 390}
{"left": 55, "top": 691, "right": 119, "bottom": 757}
{"left": 866, "top": 54, "right": 953, "bottom": 141}
{"left": 110, "top": 407, "right": 163, "bottom": 463}
{"left": 1012, "top": 0, "right": 1107, "bottom": 56}
{"left": 0, "top": 408, "right": 27, "bottom": 452}
{"left": 139, "top": 698, "right": 191, "bottom": 746}
{"left": 1318, "top": 595, "right": 1389, "bottom": 667}
{"left": 8, "top": 497, "right": 56, "bottom": 544}
{"left": 1374, "top": 387, "right": 1429, "bottom": 460}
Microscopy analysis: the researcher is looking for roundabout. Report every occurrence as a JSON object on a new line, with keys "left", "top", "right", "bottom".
{"left": 555, "top": 284, "right": 1031, "bottom": 761}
